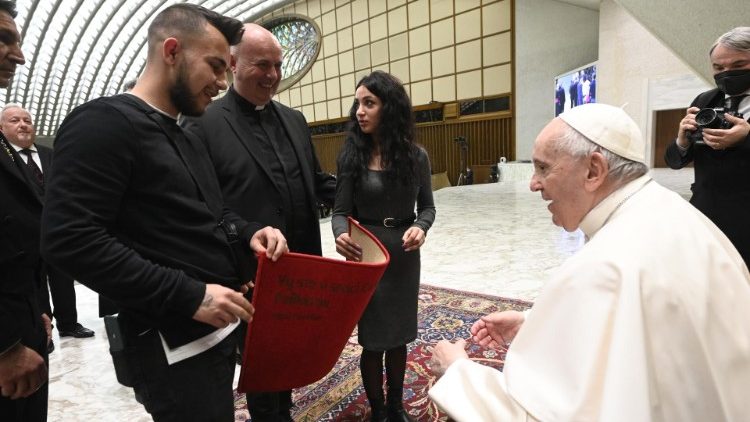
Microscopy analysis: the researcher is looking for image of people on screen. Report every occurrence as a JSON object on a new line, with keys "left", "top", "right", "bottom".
{"left": 555, "top": 64, "right": 597, "bottom": 116}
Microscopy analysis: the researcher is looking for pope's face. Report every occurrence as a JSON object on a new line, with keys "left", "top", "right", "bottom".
{"left": 529, "top": 119, "right": 592, "bottom": 232}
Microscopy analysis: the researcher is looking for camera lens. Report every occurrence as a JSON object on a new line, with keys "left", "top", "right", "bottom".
{"left": 695, "top": 108, "right": 720, "bottom": 128}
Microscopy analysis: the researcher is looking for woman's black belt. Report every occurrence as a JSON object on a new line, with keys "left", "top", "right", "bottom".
{"left": 357, "top": 215, "right": 416, "bottom": 228}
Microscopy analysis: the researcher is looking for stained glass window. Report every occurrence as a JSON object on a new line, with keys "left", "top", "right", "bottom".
{"left": 264, "top": 16, "right": 321, "bottom": 92}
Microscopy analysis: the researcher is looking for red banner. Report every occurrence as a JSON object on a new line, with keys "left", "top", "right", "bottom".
{"left": 238, "top": 217, "right": 390, "bottom": 392}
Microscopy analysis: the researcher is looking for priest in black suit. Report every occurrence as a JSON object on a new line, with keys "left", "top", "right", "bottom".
{"left": 0, "top": 105, "right": 95, "bottom": 350}
{"left": 664, "top": 26, "right": 750, "bottom": 266}
{"left": 0, "top": 2, "right": 49, "bottom": 421}
{"left": 183, "top": 23, "right": 336, "bottom": 422}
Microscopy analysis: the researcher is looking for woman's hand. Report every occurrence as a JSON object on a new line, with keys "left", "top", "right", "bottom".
{"left": 402, "top": 227, "right": 425, "bottom": 252}
{"left": 336, "top": 233, "right": 363, "bottom": 261}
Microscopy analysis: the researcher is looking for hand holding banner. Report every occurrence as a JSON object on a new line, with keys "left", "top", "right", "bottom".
{"left": 238, "top": 217, "right": 390, "bottom": 392}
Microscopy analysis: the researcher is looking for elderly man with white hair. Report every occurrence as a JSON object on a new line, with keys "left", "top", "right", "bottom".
{"left": 427, "top": 103, "right": 750, "bottom": 421}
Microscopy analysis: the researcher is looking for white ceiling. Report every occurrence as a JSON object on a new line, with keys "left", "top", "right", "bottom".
{"left": 6, "top": 0, "right": 293, "bottom": 137}
{"left": 554, "top": 0, "right": 601, "bottom": 10}
{"left": 10, "top": 0, "right": 600, "bottom": 137}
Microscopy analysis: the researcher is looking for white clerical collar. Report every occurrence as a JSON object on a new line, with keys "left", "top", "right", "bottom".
{"left": 254, "top": 103, "right": 266, "bottom": 111}
{"left": 578, "top": 174, "right": 652, "bottom": 240}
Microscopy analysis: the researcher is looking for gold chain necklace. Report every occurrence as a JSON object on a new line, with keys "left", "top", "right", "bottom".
{"left": 0, "top": 137, "right": 15, "bottom": 163}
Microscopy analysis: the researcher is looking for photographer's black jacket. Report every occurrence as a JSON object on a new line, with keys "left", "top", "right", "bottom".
{"left": 41, "top": 94, "right": 262, "bottom": 348}
{"left": 665, "top": 88, "right": 750, "bottom": 264}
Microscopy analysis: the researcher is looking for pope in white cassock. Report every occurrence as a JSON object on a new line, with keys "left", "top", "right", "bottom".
{"left": 427, "top": 103, "right": 750, "bottom": 421}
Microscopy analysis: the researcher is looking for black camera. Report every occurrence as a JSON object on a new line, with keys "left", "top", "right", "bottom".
{"left": 689, "top": 108, "right": 744, "bottom": 144}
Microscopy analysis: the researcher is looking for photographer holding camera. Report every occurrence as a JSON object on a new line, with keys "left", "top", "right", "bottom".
{"left": 665, "top": 26, "right": 750, "bottom": 265}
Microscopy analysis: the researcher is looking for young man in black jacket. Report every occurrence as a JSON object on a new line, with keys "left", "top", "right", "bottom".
{"left": 41, "top": 4, "right": 287, "bottom": 421}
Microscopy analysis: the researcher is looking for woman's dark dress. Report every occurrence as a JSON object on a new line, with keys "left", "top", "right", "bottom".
{"left": 332, "top": 148, "right": 436, "bottom": 350}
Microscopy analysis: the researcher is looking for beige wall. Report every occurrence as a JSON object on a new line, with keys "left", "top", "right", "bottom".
{"left": 514, "top": 0, "right": 598, "bottom": 160}
{"left": 614, "top": 0, "right": 749, "bottom": 83}
{"left": 597, "top": 0, "right": 709, "bottom": 166}
{"left": 259, "top": 0, "right": 743, "bottom": 165}
{"left": 264, "top": 0, "right": 513, "bottom": 124}
{"left": 515, "top": 0, "right": 750, "bottom": 164}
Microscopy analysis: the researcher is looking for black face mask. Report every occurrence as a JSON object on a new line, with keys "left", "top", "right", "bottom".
{"left": 714, "top": 68, "right": 750, "bottom": 96}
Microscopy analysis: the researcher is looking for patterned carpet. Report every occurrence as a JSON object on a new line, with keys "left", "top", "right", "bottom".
{"left": 234, "top": 284, "right": 533, "bottom": 421}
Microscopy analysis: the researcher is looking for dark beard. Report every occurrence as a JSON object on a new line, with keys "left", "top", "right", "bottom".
{"left": 169, "top": 62, "right": 204, "bottom": 117}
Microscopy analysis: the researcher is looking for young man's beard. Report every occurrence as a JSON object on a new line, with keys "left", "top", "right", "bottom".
{"left": 169, "top": 61, "right": 205, "bottom": 117}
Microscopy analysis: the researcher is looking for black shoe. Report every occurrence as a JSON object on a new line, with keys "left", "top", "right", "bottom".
{"left": 370, "top": 407, "right": 388, "bottom": 422}
{"left": 59, "top": 323, "right": 95, "bottom": 338}
{"left": 387, "top": 402, "right": 415, "bottom": 422}
{"left": 279, "top": 412, "right": 294, "bottom": 422}
{"left": 47, "top": 339, "right": 55, "bottom": 354}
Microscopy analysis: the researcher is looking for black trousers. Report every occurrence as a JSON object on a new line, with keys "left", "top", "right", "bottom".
{"left": 246, "top": 390, "right": 293, "bottom": 422}
{"left": 40, "top": 264, "right": 78, "bottom": 328}
{"left": 123, "top": 327, "right": 238, "bottom": 422}
{"left": 0, "top": 300, "right": 49, "bottom": 422}
{"left": 98, "top": 294, "right": 119, "bottom": 317}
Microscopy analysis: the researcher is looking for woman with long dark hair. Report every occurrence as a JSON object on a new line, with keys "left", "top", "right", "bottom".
{"left": 332, "top": 71, "right": 436, "bottom": 422}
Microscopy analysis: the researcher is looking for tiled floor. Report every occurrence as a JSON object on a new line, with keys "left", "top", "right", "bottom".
{"left": 46, "top": 167, "right": 693, "bottom": 421}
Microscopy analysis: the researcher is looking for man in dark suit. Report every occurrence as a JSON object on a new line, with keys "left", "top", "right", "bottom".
{"left": 0, "top": 105, "right": 95, "bottom": 351}
{"left": 183, "top": 23, "right": 336, "bottom": 422}
{"left": 665, "top": 26, "right": 750, "bottom": 266}
{"left": 0, "top": 2, "right": 49, "bottom": 421}
{"left": 40, "top": 5, "right": 287, "bottom": 421}
{"left": 568, "top": 76, "right": 578, "bottom": 108}
{"left": 555, "top": 82, "right": 566, "bottom": 116}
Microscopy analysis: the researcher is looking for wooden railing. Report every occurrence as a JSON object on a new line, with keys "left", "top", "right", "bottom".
{"left": 311, "top": 133, "right": 345, "bottom": 172}
{"left": 312, "top": 113, "right": 514, "bottom": 186}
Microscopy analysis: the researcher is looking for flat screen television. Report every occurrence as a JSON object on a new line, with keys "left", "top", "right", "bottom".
{"left": 554, "top": 61, "right": 597, "bottom": 116}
